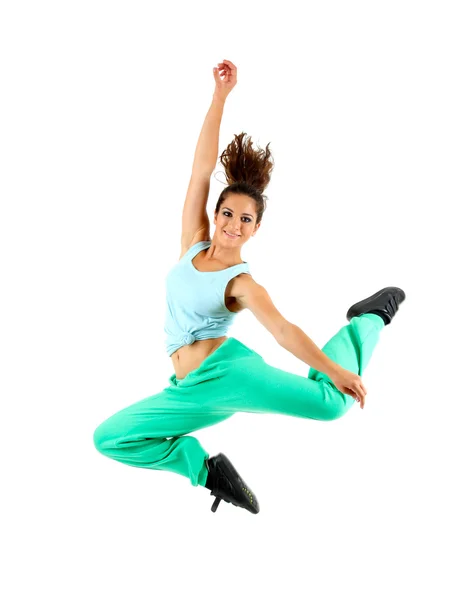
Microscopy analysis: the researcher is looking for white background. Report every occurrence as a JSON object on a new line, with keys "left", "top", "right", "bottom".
{"left": 1, "top": 1, "right": 475, "bottom": 598}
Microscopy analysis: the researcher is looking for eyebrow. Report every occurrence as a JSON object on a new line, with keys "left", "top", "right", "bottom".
{"left": 223, "top": 206, "right": 254, "bottom": 219}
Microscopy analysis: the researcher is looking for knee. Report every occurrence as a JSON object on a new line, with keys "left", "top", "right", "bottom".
{"left": 93, "top": 417, "right": 116, "bottom": 456}
{"left": 312, "top": 404, "right": 346, "bottom": 422}
{"left": 325, "top": 404, "right": 349, "bottom": 421}
{"left": 329, "top": 394, "right": 354, "bottom": 421}
{"left": 93, "top": 423, "right": 106, "bottom": 454}
{"left": 312, "top": 383, "right": 353, "bottom": 421}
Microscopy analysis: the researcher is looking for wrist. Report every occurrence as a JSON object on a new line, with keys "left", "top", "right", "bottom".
{"left": 213, "top": 92, "right": 228, "bottom": 104}
{"left": 325, "top": 361, "right": 342, "bottom": 379}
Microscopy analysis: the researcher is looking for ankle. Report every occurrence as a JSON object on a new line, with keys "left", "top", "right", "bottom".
{"left": 366, "top": 310, "right": 389, "bottom": 325}
{"left": 204, "top": 458, "right": 213, "bottom": 490}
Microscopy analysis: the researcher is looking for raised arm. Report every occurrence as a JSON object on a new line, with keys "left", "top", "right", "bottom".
{"left": 181, "top": 61, "right": 237, "bottom": 252}
{"left": 190, "top": 94, "right": 225, "bottom": 177}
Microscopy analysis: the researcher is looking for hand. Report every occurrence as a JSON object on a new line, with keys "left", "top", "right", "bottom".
{"left": 330, "top": 367, "right": 368, "bottom": 409}
{"left": 213, "top": 59, "right": 237, "bottom": 100}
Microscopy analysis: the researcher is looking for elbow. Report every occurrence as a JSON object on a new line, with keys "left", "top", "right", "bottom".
{"left": 276, "top": 320, "right": 293, "bottom": 346}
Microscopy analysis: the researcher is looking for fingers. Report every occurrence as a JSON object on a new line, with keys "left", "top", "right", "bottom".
{"left": 222, "top": 59, "right": 236, "bottom": 70}
{"left": 355, "top": 382, "right": 367, "bottom": 409}
{"left": 217, "top": 60, "right": 237, "bottom": 79}
{"left": 357, "top": 377, "right": 367, "bottom": 396}
{"left": 217, "top": 63, "right": 231, "bottom": 81}
{"left": 356, "top": 377, "right": 367, "bottom": 407}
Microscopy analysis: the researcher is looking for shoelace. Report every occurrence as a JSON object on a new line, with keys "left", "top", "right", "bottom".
{"left": 214, "top": 469, "right": 234, "bottom": 496}
{"left": 387, "top": 295, "right": 398, "bottom": 317}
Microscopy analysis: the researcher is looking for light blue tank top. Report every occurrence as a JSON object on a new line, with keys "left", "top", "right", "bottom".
{"left": 164, "top": 241, "right": 251, "bottom": 356}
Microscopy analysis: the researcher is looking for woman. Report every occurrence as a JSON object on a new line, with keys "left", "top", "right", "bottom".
{"left": 93, "top": 59, "right": 406, "bottom": 515}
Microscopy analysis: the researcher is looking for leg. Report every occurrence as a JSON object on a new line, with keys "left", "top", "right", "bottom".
{"left": 93, "top": 376, "right": 233, "bottom": 487}
{"left": 189, "top": 313, "right": 385, "bottom": 421}
{"left": 93, "top": 314, "right": 384, "bottom": 488}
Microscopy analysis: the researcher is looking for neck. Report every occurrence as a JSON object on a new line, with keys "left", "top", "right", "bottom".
{"left": 206, "top": 236, "right": 243, "bottom": 265}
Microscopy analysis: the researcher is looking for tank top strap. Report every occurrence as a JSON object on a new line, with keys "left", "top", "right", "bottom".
{"left": 182, "top": 240, "right": 211, "bottom": 261}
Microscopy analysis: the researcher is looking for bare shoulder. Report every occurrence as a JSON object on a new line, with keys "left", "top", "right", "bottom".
{"left": 233, "top": 274, "right": 288, "bottom": 340}
{"left": 232, "top": 273, "right": 266, "bottom": 305}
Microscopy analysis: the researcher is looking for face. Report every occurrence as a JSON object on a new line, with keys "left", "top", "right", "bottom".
{"left": 213, "top": 193, "right": 261, "bottom": 245}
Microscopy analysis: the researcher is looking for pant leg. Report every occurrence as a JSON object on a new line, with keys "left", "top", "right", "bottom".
{"left": 197, "top": 313, "right": 385, "bottom": 421}
{"left": 93, "top": 374, "right": 234, "bottom": 487}
{"left": 93, "top": 314, "right": 384, "bottom": 487}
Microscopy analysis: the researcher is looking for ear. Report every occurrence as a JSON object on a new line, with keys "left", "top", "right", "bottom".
{"left": 252, "top": 223, "right": 261, "bottom": 236}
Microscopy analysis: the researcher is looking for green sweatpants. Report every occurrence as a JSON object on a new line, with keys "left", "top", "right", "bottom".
{"left": 93, "top": 314, "right": 384, "bottom": 487}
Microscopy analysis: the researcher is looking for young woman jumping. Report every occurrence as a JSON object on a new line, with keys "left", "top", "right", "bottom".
{"left": 93, "top": 59, "right": 406, "bottom": 515}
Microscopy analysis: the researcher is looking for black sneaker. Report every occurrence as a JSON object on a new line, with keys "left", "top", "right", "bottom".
{"left": 205, "top": 453, "right": 260, "bottom": 514}
{"left": 346, "top": 287, "right": 406, "bottom": 325}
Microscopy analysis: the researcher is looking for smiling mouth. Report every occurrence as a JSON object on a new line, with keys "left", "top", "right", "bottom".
{"left": 224, "top": 230, "right": 240, "bottom": 238}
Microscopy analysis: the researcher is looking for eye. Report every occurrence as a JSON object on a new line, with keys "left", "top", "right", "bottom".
{"left": 223, "top": 211, "right": 251, "bottom": 223}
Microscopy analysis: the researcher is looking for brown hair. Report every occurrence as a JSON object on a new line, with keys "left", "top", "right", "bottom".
{"left": 215, "top": 132, "right": 274, "bottom": 225}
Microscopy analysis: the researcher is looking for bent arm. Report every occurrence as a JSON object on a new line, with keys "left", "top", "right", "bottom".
{"left": 279, "top": 322, "right": 342, "bottom": 378}
{"left": 191, "top": 94, "right": 226, "bottom": 176}
{"left": 237, "top": 276, "right": 343, "bottom": 379}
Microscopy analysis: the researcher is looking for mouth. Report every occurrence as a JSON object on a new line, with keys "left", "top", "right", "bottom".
{"left": 224, "top": 230, "right": 240, "bottom": 238}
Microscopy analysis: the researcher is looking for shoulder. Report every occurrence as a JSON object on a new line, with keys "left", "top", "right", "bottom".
{"left": 179, "top": 232, "right": 211, "bottom": 260}
{"left": 232, "top": 274, "right": 288, "bottom": 340}
{"left": 232, "top": 273, "right": 264, "bottom": 305}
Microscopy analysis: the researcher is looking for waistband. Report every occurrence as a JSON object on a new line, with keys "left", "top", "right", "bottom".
{"left": 167, "top": 337, "right": 262, "bottom": 387}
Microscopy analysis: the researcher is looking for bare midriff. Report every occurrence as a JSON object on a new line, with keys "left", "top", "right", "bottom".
{"left": 170, "top": 336, "right": 229, "bottom": 380}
